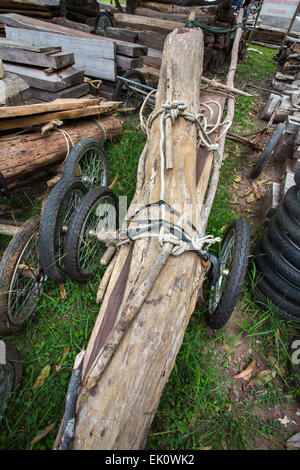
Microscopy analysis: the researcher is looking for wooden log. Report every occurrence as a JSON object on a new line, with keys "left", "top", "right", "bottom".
{"left": 1, "top": 13, "right": 148, "bottom": 58}
{"left": 3, "top": 63, "right": 84, "bottom": 92}
{"left": 0, "top": 115, "right": 123, "bottom": 183}
{"left": 70, "top": 27, "right": 205, "bottom": 451}
{"left": 116, "top": 55, "right": 144, "bottom": 70}
{"left": 0, "top": 101, "right": 122, "bottom": 131}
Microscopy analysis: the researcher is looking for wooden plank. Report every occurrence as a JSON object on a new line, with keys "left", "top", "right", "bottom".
{"left": 135, "top": 7, "right": 213, "bottom": 24}
{"left": 116, "top": 55, "right": 144, "bottom": 70}
{"left": 5, "top": 27, "right": 117, "bottom": 81}
{"left": 0, "top": 97, "right": 102, "bottom": 119}
{"left": 103, "top": 26, "right": 165, "bottom": 51}
{"left": 0, "top": 45, "right": 75, "bottom": 70}
{"left": 31, "top": 83, "right": 89, "bottom": 101}
{"left": 0, "top": 101, "right": 123, "bottom": 131}
{"left": 3, "top": 62, "right": 84, "bottom": 91}
{"left": 0, "top": 38, "right": 61, "bottom": 53}
{"left": 113, "top": 12, "right": 184, "bottom": 31}
{"left": 1, "top": 13, "right": 148, "bottom": 57}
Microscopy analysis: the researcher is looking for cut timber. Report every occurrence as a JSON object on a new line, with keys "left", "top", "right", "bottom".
{"left": 1, "top": 14, "right": 148, "bottom": 57}
{"left": 3, "top": 62, "right": 84, "bottom": 92}
{"left": 135, "top": 7, "right": 213, "bottom": 23}
{"left": 70, "top": 27, "right": 205, "bottom": 450}
{"left": 102, "top": 26, "right": 165, "bottom": 51}
{"left": 113, "top": 12, "right": 183, "bottom": 33}
{"left": 0, "top": 38, "right": 61, "bottom": 53}
{"left": 31, "top": 83, "right": 89, "bottom": 101}
{"left": 0, "top": 116, "right": 122, "bottom": 183}
{"left": 0, "top": 44, "right": 75, "bottom": 70}
{"left": 0, "top": 71, "right": 31, "bottom": 106}
{"left": 5, "top": 27, "right": 117, "bottom": 81}
{"left": 0, "top": 97, "right": 102, "bottom": 119}
{"left": 140, "top": 2, "right": 218, "bottom": 14}
{"left": 0, "top": 101, "right": 122, "bottom": 131}
{"left": 116, "top": 55, "right": 144, "bottom": 70}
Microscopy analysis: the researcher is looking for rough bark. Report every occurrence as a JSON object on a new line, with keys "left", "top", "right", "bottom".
{"left": 71, "top": 27, "right": 207, "bottom": 450}
{"left": 0, "top": 116, "right": 123, "bottom": 183}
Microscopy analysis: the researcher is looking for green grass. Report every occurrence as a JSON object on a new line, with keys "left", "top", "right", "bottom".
{"left": 0, "top": 44, "right": 298, "bottom": 450}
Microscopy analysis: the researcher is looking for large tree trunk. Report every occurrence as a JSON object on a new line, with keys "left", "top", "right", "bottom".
{"left": 71, "top": 27, "right": 208, "bottom": 450}
{"left": 0, "top": 116, "right": 122, "bottom": 183}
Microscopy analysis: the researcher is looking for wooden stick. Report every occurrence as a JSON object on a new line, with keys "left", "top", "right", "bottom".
{"left": 100, "top": 246, "right": 117, "bottom": 266}
{"left": 96, "top": 255, "right": 117, "bottom": 304}
{"left": 200, "top": 76, "right": 253, "bottom": 97}
{"left": 202, "top": 9, "right": 244, "bottom": 225}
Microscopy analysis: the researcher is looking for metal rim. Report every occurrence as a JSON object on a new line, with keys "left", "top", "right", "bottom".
{"left": 118, "top": 79, "right": 145, "bottom": 109}
{"left": 77, "top": 195, "right": 117, "bottom": 275}
{"left": 8, "top": 230, "right": 44, "bottom": 326}
{"left": 208, "top": 228, "right": 235, "bottom": 315}
{"left": 55, "top": 188, "right": 85, "bottom": 272}
{"left": 74, "top": 147, "right": 108, "bottom": 188}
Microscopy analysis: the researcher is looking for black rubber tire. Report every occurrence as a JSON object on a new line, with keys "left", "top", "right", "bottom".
{"left": 256, "top": 276, "right": 300, "bottom": 317}
{"left": 260, "top": 229, "right": 300, "bottom": 288}
{"left": 250, "top": 123, "right": 285, "bottom": 179}
{"left": 93, "top": 11, "right": 113, "bottom": 34}
{"left": 0, "top": 342, "right": 22, "bottom": 423}
{"left": 39, "top": 177, "right": 88, "bottom": 282}
{"left": 5, "top": 343, "right": 22, "bottom": 390}
{"left": 62, "top": 139, "right": 110, "bottom": 188}
{"left": 64, "top": 186, "right": 118, "bottom": 283}
{"left": 295, "top": 167, "right": 300, "bottom": 187}
{"left": 253, "top": 286, "right": 300, "bottom": 323}
{"left": 277, "top": 201, "right": 300, "bottom": 246}
{"left": 113, "top": 70, "right": 146, "bottom": 111}
{"left": 254, "top": 241, "right": 300, "bottom": 304}
{"left": 0, "top": 216, "right": 43, "bottom": 336}
{"left": 268, "top": 215, "right": 300, "bottom": 269}
{"left": 207, "top": 219, "right": 250, "bottom": 329}
{"left": 283, "top": 185, "right": 300, "bottom": 226}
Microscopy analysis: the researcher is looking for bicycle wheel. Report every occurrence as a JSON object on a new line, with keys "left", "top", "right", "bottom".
{"left": 113, "top": 70, "right": 146, "bottom": 111}
{"left": 93, "top": 11, "right": 113, "bottom": 34}
{"left": 207, "top": 219, "right": 250, "bottom": 329}
{"left": 0, "top": 343, "right": 22, "bottom": 422}
{"left": 0, "top": 216, "right": 44, "bottom": 335}
{"left": 62, "top": 139, "right": 110, "bottom": 189}
{"left": 64, "top": 187, "right": 118, "bottom": 283}
{"left": 39, "top": 177, "right": 88, "bottom": 282}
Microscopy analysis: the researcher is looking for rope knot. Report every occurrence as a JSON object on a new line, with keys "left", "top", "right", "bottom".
{"left": 162, "top": 100, "right": 187, "bottom": 124}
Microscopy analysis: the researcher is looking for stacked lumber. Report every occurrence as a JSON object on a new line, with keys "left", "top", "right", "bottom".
{"left": 62, "top": 0, "right": 101, "bottom": 24}
{"left": 0, "top": 37, "right": 92, "bottom": 101}
{"left": 0, "top": 13, "right": 148, "bottom": 86}
{"left": 97, "top": 1, "right": 247, "bottom": 76}
{"left": 250, "top": 24, "right": 300, "bottom": 46}
{"left": 0, "top": 0, "right": 60, "bottom": 19}
{"left": 0, "top": 100, "right": 123, "bottom": 183}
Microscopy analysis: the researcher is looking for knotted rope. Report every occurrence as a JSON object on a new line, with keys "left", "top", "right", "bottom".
{"left": 116, "top": 98, "right": 230, "bottom": 256}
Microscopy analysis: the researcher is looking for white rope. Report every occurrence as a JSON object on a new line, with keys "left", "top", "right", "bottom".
{"left": 116, "top": 98, "right": 224, "bottom": 256}
{"left": 56, "top": 128, "right": 74, "bottom": 158}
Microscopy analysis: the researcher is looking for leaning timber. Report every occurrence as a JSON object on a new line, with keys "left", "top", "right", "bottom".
{"left": 62, "top": 27, "right": 206, "bottom": 450}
